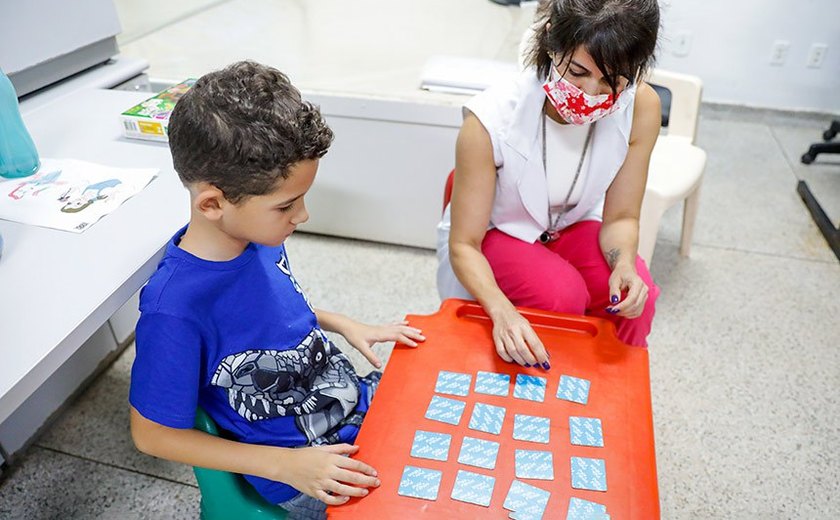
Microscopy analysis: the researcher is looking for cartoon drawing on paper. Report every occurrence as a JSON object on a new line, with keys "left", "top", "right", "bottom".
{"left": 7, "top": 169, "right": 63, "bottom": 200}
{"left": 59, "top": 178, "right": 122, "bottom": 213}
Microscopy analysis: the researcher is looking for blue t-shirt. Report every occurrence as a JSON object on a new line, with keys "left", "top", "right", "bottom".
{"left": 130, "top": 227, "right": 373, "bottom": 504}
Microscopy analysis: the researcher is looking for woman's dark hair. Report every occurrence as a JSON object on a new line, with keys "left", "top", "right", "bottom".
{"left": 168, "top": 60, "right": 333, "bottom": 204}
{"left": 525, "top": 0, "right": 660, "bottom": 95}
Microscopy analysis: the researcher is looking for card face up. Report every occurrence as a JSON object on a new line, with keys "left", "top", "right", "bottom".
{"left": 468, "top": 402, "right": 506, "bottom": 435}
{"left": 503, "top": 479, "right": 551, "bottom": 518}
{"left": 457, "top": 436, "right": 500, "bottom": 470}
{"left": 570, "top": 457, "right": 607, "bottom": 492}
{"left": 513, "top": 374, "right": 547, "bottom": 402}
{"left": 569, "top": 416, "right": 604, "bottom": 447}
{"left": 556, "top": 375, "right": 591, "bottom": 404}
{"left": 410, "top": 430, "right": 452, "bottom": 461}
{"left": 474, "top": 371, "right": 511, "bottom": 396}
{"left": 424, "top": 395, "right": 466, "bottom": 425}
{"left": 397, "top": 465, "right": 443, "bottom": 501}
{"left": 513, "top": 414, "right": 551, "bottom": 444}
{"left": 450, "top": 469, "right": 496, "bottom": 507}
{"left": 434, "top": 370, "right": 472, "bottom": 397}
{"left": 566, "top": 497, "right": 609, "bottom": 520}
{"left": 514, "top": 449, "right": 554, "bottom": 480}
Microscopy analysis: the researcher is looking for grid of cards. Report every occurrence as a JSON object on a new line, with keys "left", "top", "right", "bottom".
{"left": 398, "top": 369, "right": 612, "bottom": 519}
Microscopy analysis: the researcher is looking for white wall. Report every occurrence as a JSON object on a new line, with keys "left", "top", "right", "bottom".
{"left": 657, "top": 0, "right": 840, "bottom": 113}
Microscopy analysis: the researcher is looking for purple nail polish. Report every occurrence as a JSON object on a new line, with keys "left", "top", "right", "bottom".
{"left": 524, "top": 363, "right": 531, "bottom": 367}
{"left": 541, "top": 362, "right": 551, "bottom": 370}
{"left": 611, "top": 295, "right": 619, "bottom": 304}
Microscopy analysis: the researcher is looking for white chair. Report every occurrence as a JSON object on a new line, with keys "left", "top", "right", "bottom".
{"left": 638, "top": 69, "right": 707, "bottom": 265}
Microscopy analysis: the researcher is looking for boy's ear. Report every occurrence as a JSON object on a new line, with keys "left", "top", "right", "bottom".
{"left": 192, "top": 184, "right": 227, "bottom": 221}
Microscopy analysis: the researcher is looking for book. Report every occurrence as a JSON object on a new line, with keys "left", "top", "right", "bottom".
{"left": 419, "top": 56, "right": 518, "bottom": 95}
{"left": 119, "top": 79, "right": 196, "bottom": 142}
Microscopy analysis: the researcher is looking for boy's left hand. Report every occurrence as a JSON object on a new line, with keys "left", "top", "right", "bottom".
{"left": 343, "top": 320, "right": 425, "bottom": 369}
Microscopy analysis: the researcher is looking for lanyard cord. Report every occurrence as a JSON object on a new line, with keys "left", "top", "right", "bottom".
{"left": 540, "top": 111, "right": 595, "bottom": 243}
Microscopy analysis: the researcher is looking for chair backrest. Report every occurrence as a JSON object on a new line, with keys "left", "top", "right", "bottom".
{"left": 192, "top": 408, "right": 288, "bottom": 520}
{"left": 645, "top": 69, "right": 703, "bottom": 144}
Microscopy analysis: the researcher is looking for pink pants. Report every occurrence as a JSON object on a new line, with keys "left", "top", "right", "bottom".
{"left": 481, "top": 221, "right": 659, "bottom": 347}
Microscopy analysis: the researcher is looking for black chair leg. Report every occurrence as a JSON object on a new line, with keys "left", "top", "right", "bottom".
{"left": 824, "top": 120, "right": 840, "bottom": 141}
{"left": 801, "top": 141, "right": 840, "bottom": 164}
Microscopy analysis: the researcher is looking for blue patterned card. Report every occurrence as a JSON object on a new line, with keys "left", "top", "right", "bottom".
{"left": 468, "top": 402, "right": 506, "bottom": 435}
{"left": 513, "top": 414, "right": 550, "bottom": 444}
{"left": 515, "top": 449, "right": 554, "bottom": 480}
{"left": 513, "top": 374, "right": 547, "bottom": 402}
{"left": 569, "top": 416, "right": 604, "bottom": 447}
{"left": 434, "top": 370, "right": 472, "bottom": 397}
{"left": 424, "top": 395, "right": 466, "bottom": 425}
{"left": 457, "top": 436, "right": 500, "bottom": 470}
{"left": 451, "top": 469, "right": 496, "bottom": 507}
{"left": 410, "top": 430, "right": 452, "bottom": 461}
{"left": 556, "top": 375, "right": 591, "bottom": 405}
{"left": 503, "top": 479, "right": 551, "bottom": 518}
{"left": 474, "top": 371, "right": 510, "bottom": 396}
{"left": 570, "top": 457, "right": 607, "bottom": 492}
{"left": 566, "top": 496, "right": 608, "bottom": 520}
{"left": 397, "top": 465, "right": 442, "bottom": 501}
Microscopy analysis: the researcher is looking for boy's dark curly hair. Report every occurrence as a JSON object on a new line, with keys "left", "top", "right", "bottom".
{"left": 168, "top": 61, "right": 334, "bottom": 204}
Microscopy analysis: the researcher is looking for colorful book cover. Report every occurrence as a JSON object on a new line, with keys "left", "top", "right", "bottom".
{"left": 119, "top": 79, "right": 196, "bottom": 142}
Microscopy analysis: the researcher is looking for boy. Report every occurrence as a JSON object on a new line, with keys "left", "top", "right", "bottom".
{"left": 129, "top": 61, "right": 425, "bottom": 519}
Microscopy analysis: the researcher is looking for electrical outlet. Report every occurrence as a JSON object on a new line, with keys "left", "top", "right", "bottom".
{"left": 770, "top": 40, "right": 790, "bottom": 66}
{"left": 672, "top": 31, "right": 692, "bottom": 57}
{"left": 807, "top": 43, "right": 828, "bottom": 68}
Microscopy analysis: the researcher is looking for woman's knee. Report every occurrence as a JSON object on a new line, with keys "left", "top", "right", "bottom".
{"left": 505, "top": 270, "right": 590, "bottom": 315}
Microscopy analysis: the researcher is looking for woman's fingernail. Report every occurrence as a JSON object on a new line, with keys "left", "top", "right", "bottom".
{"left": 541, "top": 362, "right": 551, "bottom": 370}
{"left": 524, "top": 363, "right": 531, "bottom": 367}
{"left": 611, "top": 295, "right": 619, "bottom": 304}
{"left": 375, "top": 479, "right": 381, "bottom": 486}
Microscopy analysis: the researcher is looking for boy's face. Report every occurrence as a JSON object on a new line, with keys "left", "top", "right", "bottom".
{"left": 221, "top": 159, "right": 317, "bottom": 247}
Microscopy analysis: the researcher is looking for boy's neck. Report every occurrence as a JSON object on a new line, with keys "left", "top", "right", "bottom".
{"left": 178, "top": 216, "right": 250, "bottom": 262}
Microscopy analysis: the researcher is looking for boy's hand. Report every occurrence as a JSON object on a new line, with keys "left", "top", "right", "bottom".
{"left": 282, "top": 444, "right": 380, "bottom": 506}
{"left": 343, "top": 320, "right": 426, "bottom": 369}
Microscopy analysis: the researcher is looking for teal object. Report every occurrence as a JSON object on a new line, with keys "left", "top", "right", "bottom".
{"left": 0, "top": 69, "right": 39, "bottom": 179}
{"left": 192, "top": 408, "right": 289, "bottom": 520}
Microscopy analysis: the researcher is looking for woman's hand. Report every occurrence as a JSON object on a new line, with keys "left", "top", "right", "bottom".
{"left": 606, "top": 262, "right": 648, "bottom": 319}
{"left": 281, "top": 444, "right": 380, "bottom": 506}
{"left": 342, "top": 320, "right": 426, "bottom": 369}
{"left": 490, "top": 306, "right": 550, "bottom": 369}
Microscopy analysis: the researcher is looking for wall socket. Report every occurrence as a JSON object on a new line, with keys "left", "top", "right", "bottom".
{"left": 770, "top": 40, "right": 790, "bottom": 66}
{"left": 807, "top": 43, "right": 828, "bottom": 68}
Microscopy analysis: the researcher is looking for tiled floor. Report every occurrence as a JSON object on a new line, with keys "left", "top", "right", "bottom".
{"left": 2, "top": 1, "right": 839, "bottom": 518}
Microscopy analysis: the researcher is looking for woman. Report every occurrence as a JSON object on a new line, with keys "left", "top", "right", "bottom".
{"left": 436, "top": 0, "right": 661, "bottom": 368}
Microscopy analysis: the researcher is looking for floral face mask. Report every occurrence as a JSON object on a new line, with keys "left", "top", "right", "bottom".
{"left": 542, "top": 67, "right": 622, "bottom": 125}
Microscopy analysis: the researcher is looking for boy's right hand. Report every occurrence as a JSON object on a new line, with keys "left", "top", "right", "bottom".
{"left": 281, "top": 444, "right": 380, "bottom": 505}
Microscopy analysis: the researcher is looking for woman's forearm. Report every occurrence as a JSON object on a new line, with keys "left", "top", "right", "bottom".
{"left": 449, "top": 241, "right": 516, "bottom": 319}
{"left": 598, "top": 217, "right": 640, "bottom": 270}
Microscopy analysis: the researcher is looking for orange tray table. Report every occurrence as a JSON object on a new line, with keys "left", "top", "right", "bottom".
{"left": 327, "top": 299, "right": 659, "bottom": 519}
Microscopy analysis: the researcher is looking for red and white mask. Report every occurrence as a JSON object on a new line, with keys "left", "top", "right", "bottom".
{"left": 542, "top": 68, "right": 622, "bottom": 125}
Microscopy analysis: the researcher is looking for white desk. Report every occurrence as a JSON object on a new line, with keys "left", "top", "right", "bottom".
{"left": 0, "top": 89, "right": 189, "bottom": 458}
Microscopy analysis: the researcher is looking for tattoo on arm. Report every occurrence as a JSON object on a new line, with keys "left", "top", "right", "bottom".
{"left": 606, "top": 248, "right": 621, "bottom": 270}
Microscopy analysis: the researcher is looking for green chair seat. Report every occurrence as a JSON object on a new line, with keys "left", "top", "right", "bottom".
{"left": 192, "top": 407, "right": 288, "bottom": 520}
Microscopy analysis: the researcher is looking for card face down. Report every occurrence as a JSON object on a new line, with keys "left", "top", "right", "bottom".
{"left": 475, "top": 371, "right": 511, "bottom": 396}
{"left": 513, "top": 414, "right": 551, "bottom": 444}
{"left": 569, "top": 416, "right": 604, "bottom": 447}
{"left": 514, "top": 374, "right": 548, "bottom": 402}
{"left": 410, "top": 430, "right": 452, "bottom": 461}
{"left": 515, "top": 449, "right": 555, "bottom": 480}
{"left": 450, "top": 469, "right": 496, "bottom": 507}
{"left": 425, "top": 395, "right": 467, "bottom": 425}
{"left": 435, "top": 370, "right": 472, "bottom": 397}
{"left": 570, "top": 457, "right": 607, "bottom": 492}
{"left": 457, "top": 436, "right": 501, "bottom": 470}
{"left": 557, "top": 375, "right": 591, "bottom": 404}
{"left": 397, "top": 465, "right": 443, "bottom": 501}
{"left": 468, "top": 402, "right": 507, "bottom": 435}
